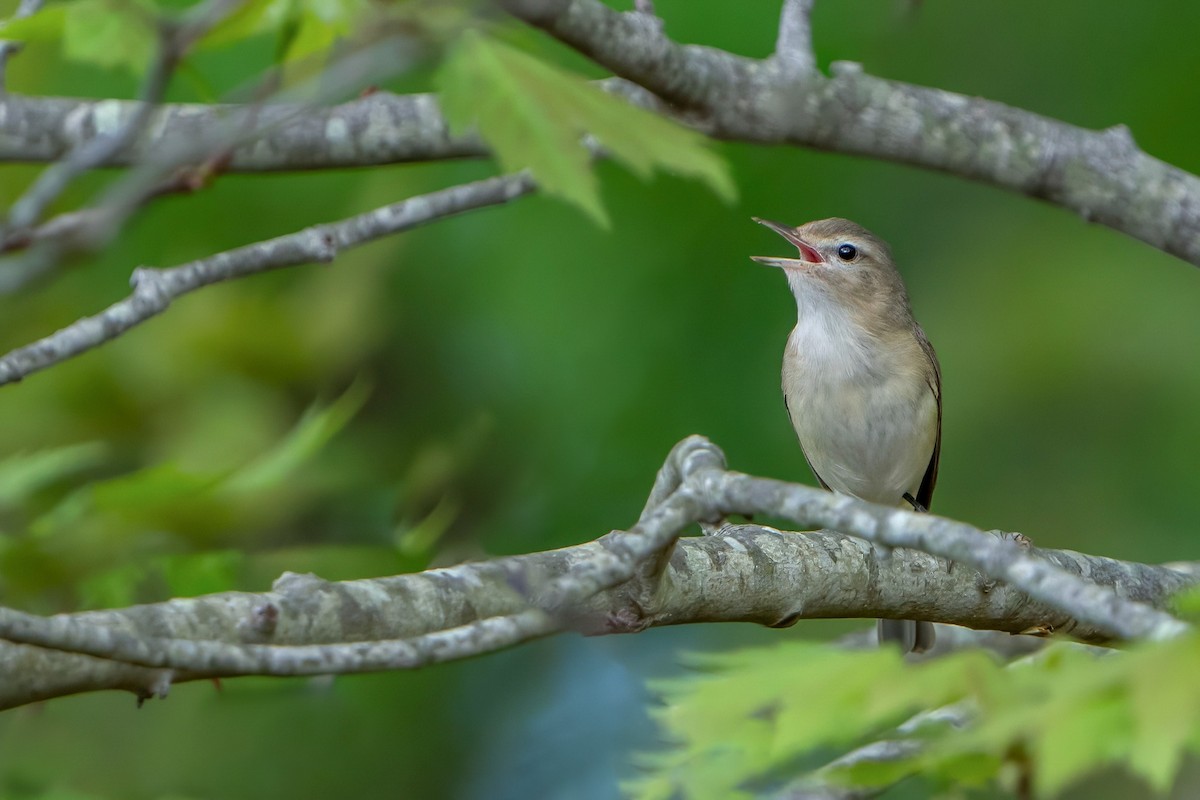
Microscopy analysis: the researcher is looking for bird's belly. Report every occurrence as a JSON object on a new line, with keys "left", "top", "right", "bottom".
{"left": 788, "top": 376, "right": 937, "bottom": 506}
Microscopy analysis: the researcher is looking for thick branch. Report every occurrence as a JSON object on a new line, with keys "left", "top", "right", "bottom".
{"left": 1, "top": 438, "right": 1194, "bottom": 709}
{"left": 2, "top": 10, "right": 1196, "bottom": 264}
{"left": 695, "top": 469, "right": 1189, "bottom": 641}
{"left": 0, "top": 92, "right": 485, "bottom": 170}
{"left": 499, "top": 0, "right": 1200, "bottom": 267}
{"left": 3, "top": 0, "right": 239, "bottom": 238}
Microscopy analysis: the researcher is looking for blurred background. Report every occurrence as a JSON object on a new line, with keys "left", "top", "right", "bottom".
{"left": 1, "top": 0, "right": 1200, "bottom": 797}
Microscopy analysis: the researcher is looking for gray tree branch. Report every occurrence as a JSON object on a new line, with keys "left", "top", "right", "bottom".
{"left": 774, "top": 0, "right": 817, "bottom": 76}
{"left": 2, "top": 2, "right": 1194, "bottom": 268}
{"left": 497, "top": 0, "right": 1200, "bottom": 268}
{"left": 3, "top": 0, "right": 239, "bottom": 240}
{"left": 1, "top": 437, "right": 1194, "bottom": 710}
{"left": 0, "top": 0, "right": 1191, "bottom": 268}
{"left": 0, "top": 172, "right": 535, "bottom": 387}
{"left": 0, "top": 92, "right": 485, "bottom": 170}
{"left": 0, "top": 3, "right": 1195, "bottom": 752}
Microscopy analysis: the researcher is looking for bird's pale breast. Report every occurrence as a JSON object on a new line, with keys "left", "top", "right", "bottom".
{"left": 783, "top": 317, "right": 938, "bottom": 506}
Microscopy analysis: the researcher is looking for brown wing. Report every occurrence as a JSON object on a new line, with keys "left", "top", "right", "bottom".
{"left": 783, "top": 393, "right": 832, "bottom": 491}
{"left": 914, "top": 324, "right": 942, "bottom": 512}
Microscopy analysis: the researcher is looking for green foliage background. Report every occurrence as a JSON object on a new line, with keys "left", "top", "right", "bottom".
{"left": 2, "top": 0, "right": 1200, "bottom": 798}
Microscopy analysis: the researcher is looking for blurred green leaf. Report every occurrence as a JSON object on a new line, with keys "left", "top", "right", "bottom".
{"left": 636, "top": 637, "right": 1200, "bottom": 799}
{"left": 1170, "top": 584, "right": 1200, "bottom": 622}
{"left": 436, "top": 31, "right": 735, "bottom": 226}
{"left": 90, "top": 462, "right": 225, "bottom": 517}
{"left": 1033, "top": 687, "right": 1129, "bottom": 796}
{"left": 0, "top": 442, "right": 107, "bottom": 511}
{"left": 197, "top": 0, "right": 281, "bottom": 50}
{"left": 1127, "top": 637, "right": 1200, "bottom": 791}
{"left": 156, "top": 549, "right": 244, "bottom": 597}
{"left": 225, "top": 377, "right": 370, "bottom": 494}
{"left": 0, "top": 5, "right": 68, "bottom": 41}
{"left": 393, "top": 493, "right": 458, "bottom": 557}
{"left": 4, "top": 382, "right": 370, "bottom": 607}
{"left": 77, "top": 561, "right": 147, "bottom": 609}
{"left": 64, "top": 0, "right": 157, "bottom": 74}
{"left": 199, "top": 0, "right": 368, "bottom": 71}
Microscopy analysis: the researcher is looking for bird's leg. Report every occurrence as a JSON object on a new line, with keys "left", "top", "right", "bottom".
{"left": 901, "top": 492, "right": 927, "bottom": 513}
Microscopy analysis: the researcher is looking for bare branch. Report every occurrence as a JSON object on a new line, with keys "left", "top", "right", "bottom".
{"left": 0, "top": 602, "right": 557, "bottom": 681}
{"left": 0, "top": 18, "right": 429, "bottom": 288}
{"left": 774, "top": 0, "right": 817, "bottom": 76}
{"left": 0, "top": 443, "right": 709, "bottom": 682}
{"left": 691, "top": 465, "right": 1190, "bottom": 641}
{"left": 2, "top": 0, "right": 239, "bottom": 240}
{"left": 1, "top": 438, "right": 1195, "bottom": 709}
{"left": 0, "top": 92, "right": 484, "bottom": 170}
{"left": 0, "top": 4, "right": 1195, "bottom": 268}
{"left": 500, "top": 0, "right": 1200, "bottom": 268}
{"left": 0, "top": 172, "right": 536, "bottom": 387}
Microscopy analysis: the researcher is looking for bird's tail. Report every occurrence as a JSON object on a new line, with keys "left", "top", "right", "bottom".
{"left": 877, "top": 618, "right": 936, "bottom": 654}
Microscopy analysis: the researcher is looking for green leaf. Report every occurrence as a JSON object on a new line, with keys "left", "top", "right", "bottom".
{"left": 64, "top": 0, "right": 157, "bottom": 74}
{"left": 275, "top": 0, "right": 367, "bottom": 70}
{"left": 393, "top": 493, "right": 459, "bottom": 557}
{"left": 0, "top": 5, "right": 68, "bottom": 42}
{"left": 831, "top": 754, "right": 924, "bottom": 788}
{"left": 77, "top": 561, "right": 148, "bottom": 609}
{"left": 1033, "top": 688, "right": 1130, "bottom": 796}
{"left": 436, "top": 32, "right": 735, "bottom": 226}
{"left": 90, "top": 462, "right": 226, "bottom": 520}
{"left": 156, "top": 549, "right": 244, "bottom": 597}
{"left": 0, "top": 0, "right": 155, "bottom": 74}
{"left": 224, "top": 377, "right": 370, "bottom": 494}
{"left": 1127, "top": 637, "right": 1200, "bottom": 791}
{"left": 197, "top": 0, "right": 283, "bottom": 50}
{"left": 0, "top": 442, "right": 107, "bottom": 510}
{"left": 639, "top": 637, "right": 1200, "bottom": 798}
{"left": 1170, "top": 584, "right": 1200, "bottom": 622}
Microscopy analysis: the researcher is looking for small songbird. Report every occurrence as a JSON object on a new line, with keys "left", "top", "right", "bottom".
{"left": 751, "top": 216, "right": 940, "bottom": 653}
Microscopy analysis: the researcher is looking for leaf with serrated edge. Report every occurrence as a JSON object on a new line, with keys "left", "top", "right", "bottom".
{"left": 1127, "top": 637, "right": 1200, "bottom": 791}
{"left": 436, "top": 32, "right": 735, "bottom": 226}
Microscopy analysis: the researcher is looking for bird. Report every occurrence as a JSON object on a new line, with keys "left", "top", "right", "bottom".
{"left": 751, "top": 216, "right": 940, "bottom": 654}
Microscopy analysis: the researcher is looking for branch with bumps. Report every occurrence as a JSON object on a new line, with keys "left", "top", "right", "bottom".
{"left": 0, "top": 173, "right": 536, "bottom": 386}
{"left": 0, "top": 0, "right": 1195, "bottom": 383}
{"left": 0, "top": 1, "right": 1196, "bottom": 267}
{"left": 1, "top": 437, "right": 1193, "bottom": 710}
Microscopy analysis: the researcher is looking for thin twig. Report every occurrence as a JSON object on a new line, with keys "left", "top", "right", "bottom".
{"left": 0, "top": 173, "right": 536, "bottom": 387}
{"left": 0, "top": 30, "right": 424, "bottom": 288}
{"left": 0, "top": 602, "right": 557, "bottom": 678}
{"left": 499, "top": 0, "right": 1200, "bottom": 268}
{"left": 2, "top": 0, "right": 229, "bottom": 236}
{"left": 0, "top": 0, "right": 246, "bottom": 288}
{"left": 0, "top": 0, "right": 45, "bottom": 88}
{"left": 774, "top": 0, "right": 817, "bottom": 75}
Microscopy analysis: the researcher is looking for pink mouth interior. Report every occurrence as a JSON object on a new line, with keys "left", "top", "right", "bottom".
{"left": 794, "top": 240, "right": 823, "bottom": 263}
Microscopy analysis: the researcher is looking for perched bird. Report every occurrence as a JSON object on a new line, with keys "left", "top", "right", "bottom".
{"left": 751, "top": 216, "right": 940, "bottom": 653}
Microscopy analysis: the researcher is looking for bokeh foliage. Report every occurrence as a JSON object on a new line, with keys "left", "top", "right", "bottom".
{"left": 2, "top": 0, "right": 1200, "bottom": 798}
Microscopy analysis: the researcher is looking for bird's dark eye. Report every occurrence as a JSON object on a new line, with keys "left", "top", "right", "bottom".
{"left": 836, "top": 243, "right": 858, "bottom": 261}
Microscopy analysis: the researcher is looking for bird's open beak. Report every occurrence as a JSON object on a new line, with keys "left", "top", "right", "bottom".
{"left": 750, "top": 217, "right": 824, "bottom": 268}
